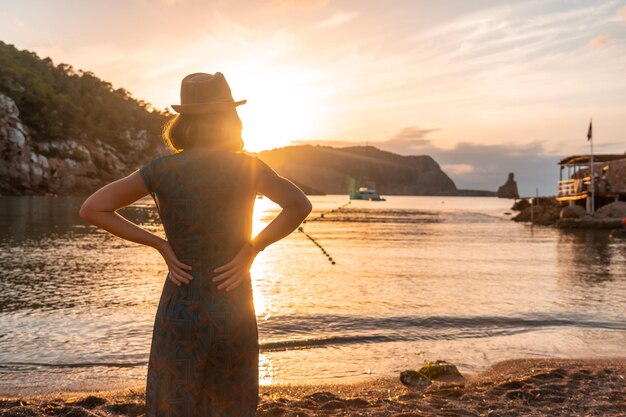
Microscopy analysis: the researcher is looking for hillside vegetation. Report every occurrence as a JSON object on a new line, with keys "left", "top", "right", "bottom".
{"left": 0, "top": 41, "right": 167, "bottom": 153}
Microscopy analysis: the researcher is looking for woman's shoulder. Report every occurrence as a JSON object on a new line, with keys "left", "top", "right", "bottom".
{"left": 145, "top": 151, "right": 180, "bottom": 165}
{"left": 147, "top": 149, "right": 203, "bottom": 168}
{"left": 239, "top": 152, "right": 278, "bottom": 174}
{"left": 145, "top": 149, "right": 261, "bottom": 171}
{"left": 238, "top": 151, "right": 261, "bottom": 162}
{"left": 206, "top": 150, "right": 263, "bottom": 166}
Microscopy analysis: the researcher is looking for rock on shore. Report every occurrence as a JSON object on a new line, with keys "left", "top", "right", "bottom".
{"left": 511, "top": 198, "right": 626, "bottom": 229}
{"left": 511, "top": 197, "right": 560, "bottom": 225}
{"left": 557, "top": 201, "right": 626, "bottom": 229}
{"left": 595, "top": 201, "right": 626, "bottom": 218}
{"left": 1, "top": 357, "right": 624, "bottom": 417}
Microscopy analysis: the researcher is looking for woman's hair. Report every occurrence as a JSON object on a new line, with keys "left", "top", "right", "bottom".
{"left": 162, "top": 109, "right": 244, "bottom": 153}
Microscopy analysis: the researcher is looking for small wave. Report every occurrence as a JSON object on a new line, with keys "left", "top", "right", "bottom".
{"left": 261, "top": 313, "right": 626, "bottom": 335}
{"left": 0, "top": 361, "right": 147, "bottom": 369}
{"left": 257, "top": 327, "right": 526, "bottom": 352}
{"left": 309, "top": 208, "right": 441, "bottom": 224}
{"left": 260, "top": 334, "right": 395, "bottom": 351}
{"left": 1, "top": 313, "right": 622, "bottom": 369}
{"left": 307, "top": 208, "right": 506, "bottom": 224}
{"left": 257, "top": 313, "right": 626, "bottom": 351}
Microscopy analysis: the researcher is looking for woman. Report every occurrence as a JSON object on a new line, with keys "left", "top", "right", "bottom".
{"left": 79, "top": 72, "right": 312, "bottom": 417}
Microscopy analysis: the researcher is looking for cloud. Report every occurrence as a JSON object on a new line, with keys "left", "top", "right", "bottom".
{"left": 379, "top": 128, "right": 562, "bottom": 196}
{"left": 0, "top": 10, "right": 26, "bottom": 28}
{"left": 391, "top": 126, "right": 437, "bottom": 141}
{"left": 315, "top": 11, "right": 359, "bottom": 29}
{"left": 442, "top": 164, "right": 475, "bottom": 175}
{"left": 587, "top": 35, "right": 611, "bottom": 49}
{"left": 280, "top": 0, "right": 626, "bottom": 151}
{"left": 424, "top": 141, "right": 559, "bottom": 196}
{"left": 271, "top": 0, "right": 329, "bottom": 9}
{"left": 11, "top": 0, "right": 625, "bottom": 161}
{"left": 619, "top": 5, "right": 626, "bottom": 23}
{"left": 380, "top": 126, "right": 438, "bottom": 153}
{"left": 292, "top": 126, "right": 437, "bottom": 153}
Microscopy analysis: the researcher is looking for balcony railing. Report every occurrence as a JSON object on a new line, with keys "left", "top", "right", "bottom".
{"left": 557, "top": 178, "right": 589, "bottom": 197}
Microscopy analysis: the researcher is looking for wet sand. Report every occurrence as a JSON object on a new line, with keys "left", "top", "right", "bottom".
{"left": 1, "top": 357, "right": 624, "bottom": 416}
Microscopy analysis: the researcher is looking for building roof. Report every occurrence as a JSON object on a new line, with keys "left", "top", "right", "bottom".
{"left": 558, "top": 154, "right": 626, "bottom": 165}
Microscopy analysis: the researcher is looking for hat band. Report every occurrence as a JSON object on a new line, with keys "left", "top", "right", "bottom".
{"left": 171, "top": 99, "right": 247, "bottom": 115}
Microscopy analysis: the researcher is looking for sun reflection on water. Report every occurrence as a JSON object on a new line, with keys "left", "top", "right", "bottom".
{"left": 251, "top": 196, "right": 280, "bottom": 321}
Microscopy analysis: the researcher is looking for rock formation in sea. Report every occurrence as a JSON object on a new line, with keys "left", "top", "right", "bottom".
{"left": 496, "top": 172, "right": 520, "bottom": 199}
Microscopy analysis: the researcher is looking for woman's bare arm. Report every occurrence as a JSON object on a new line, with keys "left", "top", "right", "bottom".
{"left": 78, "top": 170, "right": 193, "bottom": 286}
{"left": 212, "top": 172, "right": 312, "bottom": 291}
{"left": 250, "top": 174, "right": 313, "bottom": 251}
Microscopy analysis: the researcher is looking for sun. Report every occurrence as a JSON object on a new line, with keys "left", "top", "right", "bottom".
{"left": 228, "top": 65, "right": 327, "bottom": 153}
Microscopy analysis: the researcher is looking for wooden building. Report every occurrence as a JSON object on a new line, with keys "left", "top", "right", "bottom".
{"left": 557, "top": 154, "right": 626, "bottom": 210}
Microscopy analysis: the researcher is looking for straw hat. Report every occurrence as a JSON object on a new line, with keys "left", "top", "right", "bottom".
{"left": 171, "top": 72, "right": 247, "bottom": 114}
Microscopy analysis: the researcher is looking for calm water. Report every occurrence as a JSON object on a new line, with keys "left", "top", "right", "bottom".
{"left": 0, "top": 195, "right": 625, "bottom": 395}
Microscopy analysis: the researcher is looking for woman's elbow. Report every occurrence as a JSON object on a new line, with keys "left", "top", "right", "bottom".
{"left": 79, "top": 200, "right": 95, "bottom": 222}
{"left": 78, "top": 205, "right": 90, "bottom": 221}
{"left": 298, "top": 197, "right": 313, "bottom": 218}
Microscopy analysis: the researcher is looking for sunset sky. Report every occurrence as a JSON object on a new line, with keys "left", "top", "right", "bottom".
{"left": 1, "top": 0, "right": 625, "bottom": 194}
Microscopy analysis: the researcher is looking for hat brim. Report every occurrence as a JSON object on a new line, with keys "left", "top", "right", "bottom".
{"left": 171, "top": 99, "right": 247, "bottom": 115}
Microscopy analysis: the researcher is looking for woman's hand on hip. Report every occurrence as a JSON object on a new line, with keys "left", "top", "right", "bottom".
{"left": 212, "top": 243, "right": 260, "bottom": 292}
{"left": 156, "top": 238, "right": 193, "bottom": 286}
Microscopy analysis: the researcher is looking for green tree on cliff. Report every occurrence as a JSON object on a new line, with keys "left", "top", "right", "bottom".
{"left": 0, "top": 41, "right": 168, "bottom": 153}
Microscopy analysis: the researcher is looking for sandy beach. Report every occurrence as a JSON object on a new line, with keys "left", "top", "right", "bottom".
{"left": 1, "top": 357, "right": 624, "bottom": 417}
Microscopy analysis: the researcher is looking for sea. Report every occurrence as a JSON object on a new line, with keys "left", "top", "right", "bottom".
{"left": 0, "top": 194, "right": 625, "bottom": 395}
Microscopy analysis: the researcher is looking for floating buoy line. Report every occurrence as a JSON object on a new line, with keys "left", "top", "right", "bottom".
{"left": 297, "top": 200, "right": 351, "bottom": 265}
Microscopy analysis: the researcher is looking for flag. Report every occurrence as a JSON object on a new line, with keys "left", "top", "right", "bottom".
{"left": 587, "top": 119, "right": 593, "bottom": 141}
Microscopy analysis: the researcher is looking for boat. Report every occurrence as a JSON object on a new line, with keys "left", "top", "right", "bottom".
{"left": 350, "top": 186, "right": 386, "bottom": 201}
{"left": 346, "top": 144, "right": 387, "bottom": 201}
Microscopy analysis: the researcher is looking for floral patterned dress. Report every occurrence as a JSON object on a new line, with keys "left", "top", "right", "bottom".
{"left": 139, "top": 148, "right": 276, "bottom": 417}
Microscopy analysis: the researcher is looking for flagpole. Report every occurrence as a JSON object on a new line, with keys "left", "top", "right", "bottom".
{"left": 590, "top": 118, "right": 595, "bottom": 214}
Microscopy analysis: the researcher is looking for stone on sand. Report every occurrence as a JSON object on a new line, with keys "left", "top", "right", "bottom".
{"left": 401, "top": 360, "right": 464, "bottom": 388}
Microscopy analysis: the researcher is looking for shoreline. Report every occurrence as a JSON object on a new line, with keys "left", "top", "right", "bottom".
{"left": 2, "top": 357, "right": 624, "bottom": 416}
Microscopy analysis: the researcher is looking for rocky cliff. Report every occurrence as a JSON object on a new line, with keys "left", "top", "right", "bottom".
{"left": 0, "top": 41, "right": 170, "bottom": 196}
{"left": 0, "top": 93, "right": 164, "bottom": 195}
{"left": 256, "top": 144, "right": 458, "bottom": 195}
